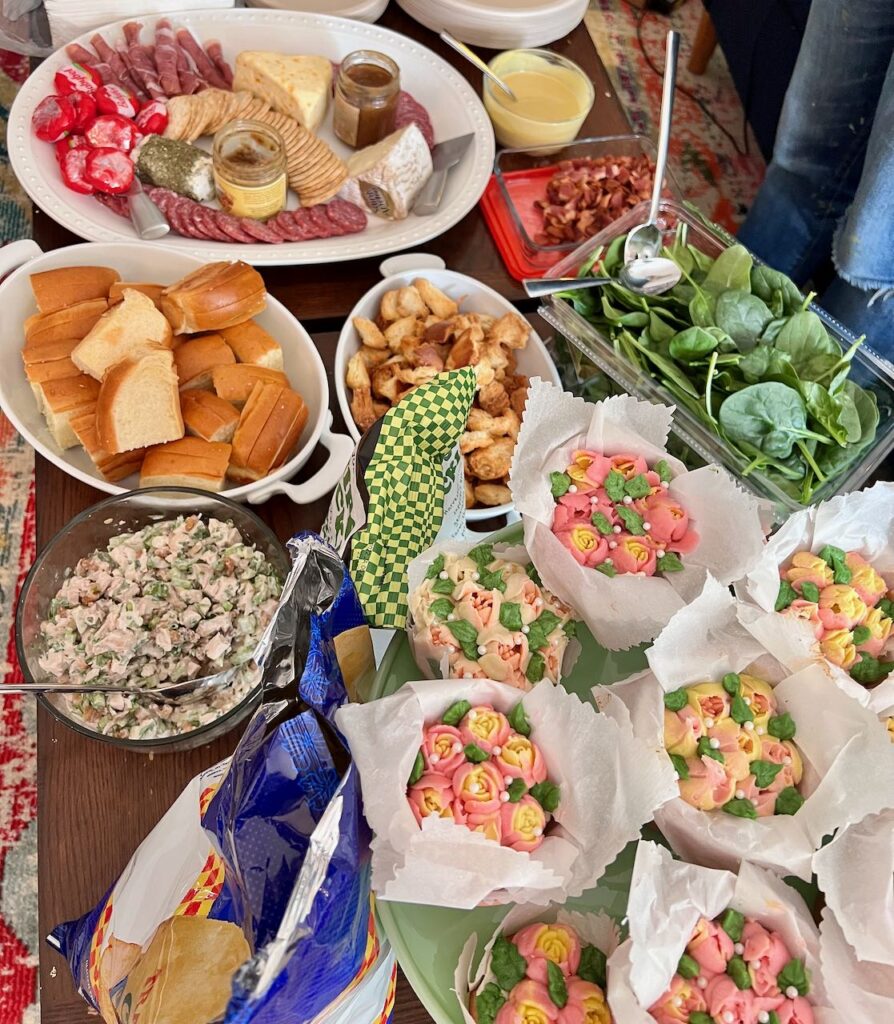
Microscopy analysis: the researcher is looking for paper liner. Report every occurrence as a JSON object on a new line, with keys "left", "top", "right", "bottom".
{"left": 509, "top": 379, "right": 768, "bottom": 650}
{"left": 454, "top": 905, "right": 622, "bottom": 1024}
{"left": 736, "top": 480, "right": 894, "bottom": 709}
{"left": 820, "top": 907, "right": 894, "bottom": 1023}
{"left": 606, "top": 841, "right": 839, "bottom": 1021}
{"left": 335, "top": 678, "right": 677, "bottom": 909}
{"left": 599, "top": 578, "right": 894, "bottom": 879}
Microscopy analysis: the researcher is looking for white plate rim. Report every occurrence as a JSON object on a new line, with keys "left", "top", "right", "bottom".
{"left": 8, "top": 8, "right": 495, "bottom": 267}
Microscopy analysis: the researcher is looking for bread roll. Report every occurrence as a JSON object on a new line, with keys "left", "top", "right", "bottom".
{"left": 229, "top": 381, "right": 308, "bottom": 482}
{"left": 24, "top": 298, "right": 109, "bottom": 347}
{"left": 108, "top": 281, "right": 165, "bottom": 307}
{"left": 180, "top": 390, "right": 240, "bottom": 443}
{"left": 39, "top": 374, "right": 101, "bottom": 450}
{"left": 212, "top": 364, "right": 288, "bottom": 406}
{"left": 24, "top": 356, "right": 82, "bottom": 412}
{"left": 174, "top": 333, "right": 236, "bottom": 390}
{"left": 22, "top": 335, "right": 80, "bottom": 364}
{"left": 96, "top": 347, "right": 184, "bottom": 454}
{"left": 73, "top": 289, "right": 174, "bottom": 381}
{"left": 160, "top": 261, "right": 266, "bottom": 335}
{"left": 70, "top": 406, "right": 144, "bottom": 482}
{"left": 29, "top": 266, "right": 119, "bottom": 314}
{"left": 140, "top": 437, "right": 232, "bottom": 491}
{"left": 218, "top": 320, "right": 283, "bottom": 371}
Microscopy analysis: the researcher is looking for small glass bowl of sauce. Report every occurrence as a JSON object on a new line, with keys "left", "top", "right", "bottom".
{"left": 333, "top": 49, "right": 401, "bottom": 149}
{"left": 213, "top": 119, "right": 287, "bottom": 220}
{"left": 483, "top": 49, "right": 595, "bottom": 151}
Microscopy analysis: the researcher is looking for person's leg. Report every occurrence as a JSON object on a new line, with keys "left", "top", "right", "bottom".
{"left": 738, "top": 0, "right": 894, "bottom": 284}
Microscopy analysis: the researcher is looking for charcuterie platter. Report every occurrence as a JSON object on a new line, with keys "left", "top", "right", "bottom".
{"left": 9, "top": 9, "right": 494, "bottom": 266}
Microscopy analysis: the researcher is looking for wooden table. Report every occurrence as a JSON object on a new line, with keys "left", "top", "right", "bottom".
{"left": 33, "top": 10, "right": 630, "bottom": 1023}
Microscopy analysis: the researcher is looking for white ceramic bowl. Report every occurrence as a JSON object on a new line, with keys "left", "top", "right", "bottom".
{"left": 334, "top": 268, "right": 560, "bottom": 522}
{"left": 0, "top": 240, "right": 353, "bottom": 506}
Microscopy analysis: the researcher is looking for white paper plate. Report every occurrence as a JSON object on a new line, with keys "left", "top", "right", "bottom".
{"left": 245, "top": 0, "right": 389, "bottom": 21}
{"left": 8, "top": 9, "right": 494, "bottom": 267}
{"left": 396, "top": 0, "right": 587, "bottom": 50}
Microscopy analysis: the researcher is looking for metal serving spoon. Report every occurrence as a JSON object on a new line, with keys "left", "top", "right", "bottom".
{"left": 440, "top": 31, "right": 518, "bottom": 101}
{"left": 523, "top": 255, "right": 682, "bottom": 299}
{"left": 623, "top": 29, "right": 680, "bottom": 266}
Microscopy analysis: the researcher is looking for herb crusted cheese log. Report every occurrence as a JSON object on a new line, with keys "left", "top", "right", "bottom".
{"left": 233, "top": 53, "right": 332, "bottom": 133}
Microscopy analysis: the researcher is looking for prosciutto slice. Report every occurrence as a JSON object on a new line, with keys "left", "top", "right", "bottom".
{"left": 154, "top": 19, "right": 181, "bottom": 96}
{"left": 175, "top": 42, "right": 201, "bottom": 95}
{"left": 122, "top": 22, "right": 166, "bottom": 99}
{"left": 90, "top": 34, "right": 130, "bottom": 92}
{"left": 176, "top": 28, "right": 229, "bottom": 90}
{"left": 65, "top": 43, "right": 117, "bottom": 87}
{"left": 204, "top": 40, "right": 233, "bottom": 88}
{"left": 115, "top": 45, "right": 149, "bottom": 102}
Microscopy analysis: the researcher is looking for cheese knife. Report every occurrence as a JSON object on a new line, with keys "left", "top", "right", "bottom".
{"left": 413, "top": 132, "right": 476, "bottom": 216}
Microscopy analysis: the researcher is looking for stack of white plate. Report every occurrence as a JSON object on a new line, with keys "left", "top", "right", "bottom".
{"left": 396, "top": 0, "right": 588, "bottom": 50}
{"left": 245, "top": 0, "right": 389, "bottom": 22}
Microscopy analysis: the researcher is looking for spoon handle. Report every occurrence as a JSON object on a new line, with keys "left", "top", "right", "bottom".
{"left": 440, "top": 31, "right": 517, "bottom": 100}
{"left": 523, "top": 276, "right": 612, "bottom": 298}
{"left": 650, "top": 30, "right": 680, "bottom": 226}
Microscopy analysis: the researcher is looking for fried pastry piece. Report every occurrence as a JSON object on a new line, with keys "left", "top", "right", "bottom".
{"left": 475, "top": 483, "right": 512, "bottom": 507}
{"left": 468, "top": 437, "right": 515, "bottom": 480}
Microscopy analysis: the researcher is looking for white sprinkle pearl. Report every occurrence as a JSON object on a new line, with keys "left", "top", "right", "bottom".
{"left": 657, "top": 549, "right": 666, "bottom": 558}
{"left": 705, "top": 717, "right": 715, "bottom": 728}
{"left": 452, "top": 743, "right": 462, "bottom": 753}
{"left": 661, "top": 480, "right": 670, "bottom": 489}
{"left": 744, "top": 696, "right": 752, "bottom": 706}
{"left": 492, "top": 746, "right": 501, "bottom": 756}
{"left": 758, "top": 1014, "right": 770, "bottom": 1023}
{"left": 744, "top": 720, "right": 755, "bottom": 732}
{"left": 709, "top": 738, "right": 720, "bottom": 749}
{"left": 735, "top": 789, "right": 745, "bottom": 800}
{"left": 609, "top": 541, "right": 618, "bottom": 550}
{"left": 784, "top": 756, "right": 792, "bottom": 765}
{"left": 469, "top": 710, "right": 478, "bottom": 720}
{"left": 500, "top": 792, "right": 510, "bottom": 803}
{"left": 623, "top": 495, "right": 633, "bottom": 505}
{"left": 439, "top": 571, "right": 449, "bottom": 580}
{"left": 785, "top": 986, "right": 798, "bottom": 1000}
{"left": 757, "top": 726, "right": 766, "bottom": 735}
{"left": 604, "top": 558, "right": 613, "bottom": 565}
{"left": 696, "top": 977, "right": 708, "bottom": 989}
{"left": 469, "top": 783, "right": 481, "bottom": 794}
{"left": 590, "top": 495, "right": 599, "bottom": 505}
{"left": 471, "top": 571, "right": 480, "bottom": 581}
{"left": 448, "top": 613, "right": 456, "bottom": 621}
{"left": 568, "top": 484, "right": 578, "bottom": 493}
{"left": 643, "top": 522, "right": 652, "bottom": 531}
{"left": 534, "top": 598, "right": 543, "bottom": 607}
{"left": 477, "top": 645, "right": 487, "bottom": 655}
{"left": 734, "top": 943, "right": 744, "bottom": 955}
{"left": 723, "top": 1013, "right": 734, "bottom": 1024}
{"left": 533, "top": 827, "right": 543, "bottom": 837}
{"left": 613, "top": 525, "right": 622, "bottom": 534}
{"left": 673, "top": 997, "right": 683, "bottom": 1008}
{"left": 750, "top": 960, "right": 762, "bottom": 971}
{"left": 504, "top": 776, "right": 514, "bottom": 786}
{"left": 430, "top": 753, "right": 440, "bottom": 764}
{"left": 447, "top": 645, "right": 457, "bottom": 653}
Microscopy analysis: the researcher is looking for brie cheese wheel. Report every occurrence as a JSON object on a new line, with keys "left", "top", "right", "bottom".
{"left": 338, "top": 123, "right": 433, "bottom": 220}
{"left": 233, "top": 52, "right": 332, "bottom": 133}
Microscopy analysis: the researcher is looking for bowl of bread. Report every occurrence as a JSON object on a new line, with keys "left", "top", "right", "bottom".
{"left": 0, "top": 240, "right": 351, "bottom": 503}
{"left": 334, "top": 269, "right": 560, "bottom": 522}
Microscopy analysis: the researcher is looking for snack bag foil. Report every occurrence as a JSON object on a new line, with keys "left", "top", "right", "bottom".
{"left": 48, "top": 534, "right": 395, "bottom": 1024}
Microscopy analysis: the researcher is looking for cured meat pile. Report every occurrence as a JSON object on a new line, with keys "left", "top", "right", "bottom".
{"left": 97, "top": 188, "right": 368, "bottom": 243}
{"left": 66, "top": 18, "right": 233, "bottom": 103}
{"left": 533, "top": 154, "right": 655, "bottom": 246}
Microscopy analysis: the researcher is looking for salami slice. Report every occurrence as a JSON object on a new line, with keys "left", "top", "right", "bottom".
{"left": 193, "top": 204, "right": 231, "bottom": 242}
{"left": 238, "top": 217, "right": 284, "bottom": 244}
{"left": 214, "top": 210, "right": 257, "bottom": 243}
{"left": 94, "top": 192, "right": 130, "bottom": 218}
{"left": 186, "top": 203, "right": 214, "bottom": 240}
{"left": 394, "top": 91, "right": 435, "bottom": 149}
{"left": 305, "top": 206, "right": 336, "bottom": 237}
{"left": 325, "top": 198, "right": 367, "bottom": 234}
{"left": 290, "top": 208, "right": 324, "bottom": 240}
{"left": 269, "top": 211, "right": 308, "bottom": 242}
{"left": 167, "top": 197, "right": 196, "bottom": 238}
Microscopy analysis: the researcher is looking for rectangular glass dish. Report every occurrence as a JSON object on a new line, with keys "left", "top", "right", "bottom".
{"left": 538, "top": 199, "right": 894, "bottom": 519}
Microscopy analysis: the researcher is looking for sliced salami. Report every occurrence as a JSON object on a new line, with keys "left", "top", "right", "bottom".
{"left": 306, "top": 206, "right": 336, "bottom": 237}
{"left": 167, "top": 197, "right": 195, "bottom": 238}
{"left": 94, "top": 192, "right": 130, "bottom": 218}
{"left": 269, "top": 211, "right": 309, "bottom": 242}
{"left": 193, "top": 204, "right": 231, "bottom": 242}
{"left": 291, "top": 208, "right": 326, "bottom": 240}
{"left": 395, "top": 91, "right": 435, "bottom": 149}
{"left": 325, "top": 198, "right": 367, "bottom": 234}
{"left": 214, "top": 210, "right": 257, "bottom": 243}
{"left": 238, "top": 217, "right": 285, "bottom": 244}
{"left": 186, "top": 203, "right": 214, "bottom": 240}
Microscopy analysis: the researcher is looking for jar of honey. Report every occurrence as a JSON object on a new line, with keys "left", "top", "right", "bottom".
{"left": 333, "top": 50, "right": 400, "bottom": 149}
{"left": 212, "top": 119, "right": 287, "bottom": 220}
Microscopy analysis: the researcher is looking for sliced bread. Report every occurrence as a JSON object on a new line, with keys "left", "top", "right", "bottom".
{"left": 25, "top": 298, "right": 109, "bottom": 347}
{"left": 212, "top": 364, "right": 289, "bottom": 406}
{"left": 70, "top": 406, "right": 145, "bottom": 482}
{"left": 140, "top": 437, "right": 232, "bottom": 491}
{"left": 174, "top": 333, "right": 236, "bottom": 390}
{"left": 40, "top": 374, "right": 101, "bottom": 450}
{"left": 180, "top": 390, "right": 240, "bottom": 443}
{"left": 29, "top": 266, "right": 119, "bottom": 314}
{"left": 96, "top": 347, "right": 184, "bottom": 454}
{"left": 229, "top": 380, "right": 308, "bottom": 482}
{"left": 73, "top": 289, "right": 174, "bottom": 381}
{"left": 108, "top": 282, "right": 165, "bottom": 308}
{"left": 218, "top": 320, "right": 284, "bottom": 371}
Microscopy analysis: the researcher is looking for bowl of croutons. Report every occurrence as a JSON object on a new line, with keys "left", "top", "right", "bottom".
{"left": 335, "top": 270, "right": 560, "bottom": 521}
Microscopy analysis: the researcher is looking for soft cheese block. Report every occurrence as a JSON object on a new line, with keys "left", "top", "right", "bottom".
{"left": 338, "top": 122, "right": 433, "bottom": 220}
{"left": 233, "top": 52, "right": 332, "bottom": 133}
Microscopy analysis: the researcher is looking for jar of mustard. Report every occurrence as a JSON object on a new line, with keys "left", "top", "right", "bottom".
{"left": 333, "top": 50, "right": 400, "bottom": 149}
{"left": 212, "top": 119, "right": 287, "bottom": 220}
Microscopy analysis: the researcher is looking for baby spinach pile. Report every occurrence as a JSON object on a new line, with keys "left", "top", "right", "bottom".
{"left": 562, "top": 227, "right": 881, "bottom": 504}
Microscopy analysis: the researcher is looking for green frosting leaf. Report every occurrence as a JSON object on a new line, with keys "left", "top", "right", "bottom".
{"left": 430, "top": 598, "right": 454, "bottom": 620}
{"left": 720, "top": 908, "right": 745, "bottom": 942}
{"left": 655, "top": 459, "right": 673, "bottom": 483}
{"left": 526, "top": 652, "right": 546, "bottom": 684}
{"left": 819, "top": 544, "right": 852, "bottom": 584}
{"left": 464, "top": 743, "right": 489, "bottom": 764}
{"left": 491, "top": 936, "right": 527, "bottom": 991}
{"left": 469, "top": 544, "right": 495, "bottom": 568}
{"left": 596, "top": 562, "right": 617, "bottom": 577}
{"left": 530, "top": 780, "right": 561, "bottom": 813}
{"left": 624, "top": 473, "right": 652, "bottom": 498}
{"left": 777, "top": 958, "right": 811, "bottom": 996}
{"left": 592, "top": 511, "right": 614, "bottom": 535}
{"left": 730, "top": 694, "right": 754, "bottom": 725}
{"left": 474, "top": 983, "right": 506, "bottom": 1024}
{"left": 506, "top": 779, "right": 527, "bottom": 803}
{"left": 689, "top": 1015, "right": 715, "bottom": 1024}
{"left": 664, "top": 688, "right": 688, "bottom": 711}
{"left": 563, "top": 619, "right": 578, "bottom": 638}
{"left": 617, "top": 506, "right": 646, "bottom": 535}
{"left": 775, "top": 579, "right": 798, "bottom": 612}
{"left": 442, "top": 700, "right": 471, "bottom": 727}
{"left": 800, "top": 581, "right": 820, "bottom": 604}
{"left": 550, "top": 472, "right": 572, "bottom": 499}
{"left": 750, "top": 759, "right": 783, "bottom": 788}
{"left": 767, "top": 1013, "right": 781, "bottom": 1024}
{"left": 697, "top": 736, "right": 725, "bottom": 764}
{"left": 527, "top": 610, "right": 562, "bottom": 651}
{"left": 577, "top": 944, "right": 607, "bottom": 989}
{"left": 526, "top": 562, "right": 543, "bottom": 586}
{"left": 775, "top": 786, "right": 805, "bottom": 816}
{"left": 850, "top": 652, "right": 894, "bottom": 685}
{"left": 877, "top": 597, "right": 894, "bottom": 619}
{"left": 432, "top": 577, "right": 456, "bottom": 595}
{"left": 508, "top": 702, "right": 531, "bottom": 737}
{"left": 408, "top": 750, "right": 425, "bottom": 786}
{"left": 657, "top": 552, "right": 684, "bottom": 573}
{"left": 670, "top": 753, "right": 689, "bottom": 779}
{"left": 447, "top": 619, "right": 480, "bottom": 661}
{"left": 546, "top": 960, "right": 568, "bottom": 1008}
{"left": 768, "top": 712, "right": 796, "bottom": 740}
{"left": 478, "top": 567, "right": 507, "bottom": 593}
{"left": 677, "top": 953, "right": 700, "bottom": 979}
{"left": 723, "top": 797, "right": 758, "bottom": 820}
{"left": 604, "top": 469, "right": 626, "bottom": 502}
{"left": 425, "top": 553, "right": 445, "bottom": 579}
{"left": 722, "top": 672, "right": 741, "bottom": 696}
{"left": 852, "top": 624, "right": 871, "bottom": 645}
{"left": 499, "top": 601, "right": 523, "bottom": 632}
{"left": 727, "top": 954, "right": 753, "bottom": 990}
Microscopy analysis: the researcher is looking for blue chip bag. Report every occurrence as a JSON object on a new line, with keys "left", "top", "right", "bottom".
{"left": 48, "top": 535, "right": 395, "bottom": 1024}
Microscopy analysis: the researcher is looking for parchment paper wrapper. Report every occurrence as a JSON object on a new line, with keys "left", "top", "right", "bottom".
{"left": 335, "top": 678, "right": 677, "bottom": 909}
{"left": 599, "top": 577, "right": 894, "bottom": 879}
{"left": 406, "top": 539, "right": 580, "bottom": 684}
{"left": 736, "top": 481, "right": 894, "bottom": 711}
{"left": 454, "top": 905, "right": 621, "bottom": 1024}
{"left": 606, "top": 841, "right": 839, "bottom": 1022}
{"left": 820, "top": 901, "right": 894, "bottom": 1023}
{"left": 509, "top": 379, "right": 768, "bottom": 650}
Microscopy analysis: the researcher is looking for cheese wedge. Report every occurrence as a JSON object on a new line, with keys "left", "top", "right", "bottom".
{"left": 338, "top": 123, "right": 433, "bottom": 220}
{"left": 233, "top": 52, "right": 332, "bottom": 132}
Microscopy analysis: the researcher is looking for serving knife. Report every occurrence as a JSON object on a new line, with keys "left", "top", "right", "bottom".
{"left": 129, "top": 177, "right": 170, "bottom": 240}
{"left": 413, "top": 132, "right": 476, "bottom": 216}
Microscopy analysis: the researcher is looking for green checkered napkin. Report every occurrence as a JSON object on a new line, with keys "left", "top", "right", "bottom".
{"left": 350, "top": 368, "right": 477, "bottom": 628}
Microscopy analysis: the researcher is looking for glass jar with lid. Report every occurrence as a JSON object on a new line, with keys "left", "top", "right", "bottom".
{"left": 333, "top": 50, "right": 401, "bottom": 149}
{"left": 213, "top": 119, "right": 287, "bottom": 220}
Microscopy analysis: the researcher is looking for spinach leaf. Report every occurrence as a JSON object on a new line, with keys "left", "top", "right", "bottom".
{"left": 718, "top": 382, "right": 828, "bottom": 460}
{"left": 669, "top": 325, "right": 721, "bottom": 362}
{"left": 739, "top": 345, "right": 794, "bottom": 385}
{"left": 649, "top": 310, "right": 677, "bottom": 343}
{"left": 775, "top": 312, "right": 840, "bottom": 380}
{"left": 801, "top": 381, "right": 850, "bottom": 446}
{"left": 750, "top": 265, "right": 804, "bottom": 315}
{"left": 689, "top": 290, "right": 716, "bottom": 327}
{"left": 832, "top": 390, "right": 863, "bottom": 443}
{"left": 714, "top": 290, "right": 773, "bottom": 351}
{"left": 761, "top": 317, "right": 788, "bottom": 343}
{"left": 704, "top": 244, "right": 753, "bottom": 294}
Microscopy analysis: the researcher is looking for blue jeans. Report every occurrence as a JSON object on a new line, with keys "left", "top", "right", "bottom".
{"left": 738, "top": 0, "right": 894, "bottom": 358}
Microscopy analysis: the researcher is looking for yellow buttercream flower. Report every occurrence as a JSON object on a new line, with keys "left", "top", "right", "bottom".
{"left": 686, "top": 682, "right": 730, "bottom": 723}
{"left": 818, "top": 584, "right": 868, "bottom": 631}
{"left": 820, "top": 629, "right": 858, "bottom": 670}
{"left": 739, "top": 674, "right": 776, "bottom": 730}
{"left": 864, "top": 606, "right": 893, "bottom": 645}
{"left": 845, "top": 552, "right": 888, "bottom": 606}
{"left": 785, "top": 551, "right": 834, "bottom": 589}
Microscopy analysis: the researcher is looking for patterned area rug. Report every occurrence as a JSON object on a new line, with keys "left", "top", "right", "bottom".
{"left": 586, "top": 0, "right": 766, "bottom": 232}
{"left": 0, "top": 48, "right": 39, "bottom": 1024}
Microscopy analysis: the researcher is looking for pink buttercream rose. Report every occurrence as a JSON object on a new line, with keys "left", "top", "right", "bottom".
{"left": 705, "top": 974, "right": 758, "bottom": 1024}
{"left": 467, "top": 808, "right": 502, "bottom": 843}
{"left": 459, "top": 705, "right": 511, "bottom": 754}
{"left": 856, "top": 606, "right": 893, "bottom": 658}
{"left": 565, "top": 450, "right": 610, "bottom": 493}
{"left": 640, "top": 492, "right": 699, "bottom": 553}
{"left": 678, "top": 753, "right": 737, "bottom": 810}
{"left": 513, "top": 922, "right": 581, "bottom": 983}
{"left": 609, "top": 453, "right": 648, "bottom": 480}
{"left": 648, "top": 975, "right": 707, "bottom": 1024}
{"left": 556, "top": 524, "right": 609, "bottom": 568}
{"left": 845, "top": 551, "right": 887, "bottom": 607}
{"left": 407, "top": 773, "right": 455, "bottom": 825}
{"left": 553, "top": 492, "right": 600, "bottom": 532}
{"left": 495, "top": 734, "right": 548, "bottom": 787}
{"left": 686, "top": 916, "right": 735, "bottom": 976}
{"left": 817, "top": 584, "right": 867, "bottom": 631}
{"left": 776, "top": 997, "right": 815, "bottom": 1024}
{"left": 781, "top": 599, "right": 824, "bottom": 640}
{"left": 760, "top": 740, "right": 801, "bottom": 789}
{"left": 478, "top": 638, "right": 531, "bottom": 690}
{"left": 664, "top": 706, "right": 705, "bottom": 758}
{"left": 742, "top": 921, "right": 791, "bottom": 997}
{"left": 736, "top": 776, "right": 778, "bottom": 817}
{"left": 496, "top": 980, "right": 559, "bottom": 1024}
{"left": 563, "top": 978, "right": 610, "bottom": 1024}
{"left": 611, "top": 533, "right": 658, "bottom": 576}
{"left": 452, "top": 760, "right": 505, "bottom": 816}
{"left": 452, "top": 655, "right": 489, "bottom": 680}
{"left": 454, "top": 581, "right": 498, "bottom": 631}
{"left": 500, "top": 794, "right": 547, "bottom": 852}
{"left": 421, "top": 724, "right": 465, "bottom": 777}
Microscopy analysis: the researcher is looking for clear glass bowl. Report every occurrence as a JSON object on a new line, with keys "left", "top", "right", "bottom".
{"left": 16, "top": 488, "right": 290, "bottom": 753}
{"left": 538, "top": 199, "right": 894, "bottom": 520}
